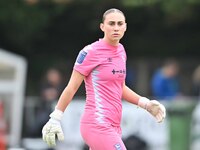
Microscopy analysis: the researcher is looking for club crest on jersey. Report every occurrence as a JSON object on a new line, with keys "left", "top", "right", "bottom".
{"left": 77, "top": 51, "right": 87, "bottom": 64}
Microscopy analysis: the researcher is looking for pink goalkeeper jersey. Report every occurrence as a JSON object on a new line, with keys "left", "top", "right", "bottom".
{"left": 74, "top": 39, "right": 126, "bottom": 126}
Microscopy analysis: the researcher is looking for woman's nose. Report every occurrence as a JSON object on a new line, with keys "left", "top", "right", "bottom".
{"left": 114, "top": 25, "right": 119, "bottom": 30}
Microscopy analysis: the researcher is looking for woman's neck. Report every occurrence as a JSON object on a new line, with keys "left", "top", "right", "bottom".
{"left": 102, "top": 38, "right": 119, "bottom": 46}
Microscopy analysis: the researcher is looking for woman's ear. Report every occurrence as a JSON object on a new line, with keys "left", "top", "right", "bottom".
{"left": 100, "top": 23, "right": 104, "bottom": 32}
{"left": 125, "top": 23, "right": 127, "bottom": 32}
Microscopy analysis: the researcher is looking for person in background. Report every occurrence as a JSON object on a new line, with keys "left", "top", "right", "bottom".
{"left": 42, "top": 8, "right": 166, "bottom": 150}
{"left": 151, "top": 59, "right": 180, "bottom": 101}
{"left": 40, "top": 68, "right": 65, "bottom": 106}
{"left": 29, "top": 68, "right": 65, "bottom": 138}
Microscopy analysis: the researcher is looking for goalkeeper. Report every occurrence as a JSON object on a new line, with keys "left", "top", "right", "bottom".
{"left": 42, "top": 8, "right": 166, "bottom": 150}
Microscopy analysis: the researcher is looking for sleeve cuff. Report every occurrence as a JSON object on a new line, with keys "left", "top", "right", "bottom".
{"left": 138, "top": 97, "right": 150, "bottom": 110}
{"left": 49, "top": 108, "right": 64, "bottom": 121}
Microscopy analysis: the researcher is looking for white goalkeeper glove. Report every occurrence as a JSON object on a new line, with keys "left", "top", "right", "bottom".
{"left": 42, "top": 109, "right": 64, "bottom": 147}
{"left": 138, "top": 97, "right": 166, "bottom": 123}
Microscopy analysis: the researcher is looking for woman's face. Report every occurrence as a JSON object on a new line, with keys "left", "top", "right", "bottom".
{"left": 100, "top": 12, "right": 127, "bottom": 45}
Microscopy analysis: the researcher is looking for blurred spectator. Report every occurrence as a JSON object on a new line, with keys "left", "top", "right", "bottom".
{"left": 40, "top": 68, "right": 65, "bottom": 104}
{"left": 29, "top": 68, "right": 65, "bottom": 138}
{"left": 151, "top": 59, "right": 181, "bottom": 101}
{"left": 192, "top": 65, "right": 200, "bottom": 99}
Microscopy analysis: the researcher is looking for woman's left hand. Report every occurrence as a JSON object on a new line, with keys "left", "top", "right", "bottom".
{"left": 146, "top": 100, "right": 166, "bottom": 123}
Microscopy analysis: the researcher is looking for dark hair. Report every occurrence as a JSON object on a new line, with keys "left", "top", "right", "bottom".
{"left": 102, "top": 8, "right": 125, "bottom": 23}
{"left": 163, "top": 58, "right": 179, "bottom": 68}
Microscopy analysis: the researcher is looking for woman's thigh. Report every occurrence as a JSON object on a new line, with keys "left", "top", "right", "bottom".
{"left": 80, "top": 123, "right": 126, "bottom": 150}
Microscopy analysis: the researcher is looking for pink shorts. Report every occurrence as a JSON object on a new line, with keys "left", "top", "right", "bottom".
{"left": 80, "top": 123, "right": 126, "bottom": 150}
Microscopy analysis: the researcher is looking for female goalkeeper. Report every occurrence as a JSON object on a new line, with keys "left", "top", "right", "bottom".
{"left": 42, "top": 8, "right": 166, "bottom": 150}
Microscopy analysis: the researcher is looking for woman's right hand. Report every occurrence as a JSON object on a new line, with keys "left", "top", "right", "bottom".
{"left": 42, "top": 109, "right": 64, "bottom": 147}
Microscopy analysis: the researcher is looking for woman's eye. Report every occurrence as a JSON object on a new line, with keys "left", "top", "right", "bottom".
{"left": 109, "top": 22, "right": 115, "bottom": 26}
{"left": 118, "top": 22, "right": 123, "bottom": 26}
{"left": 108, "top": 21, "right": 124, "bottom": 26}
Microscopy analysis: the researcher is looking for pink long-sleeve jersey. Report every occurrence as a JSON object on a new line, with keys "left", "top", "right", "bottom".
{"left": 74, "top": 39, "right": 126, "bottom": 126}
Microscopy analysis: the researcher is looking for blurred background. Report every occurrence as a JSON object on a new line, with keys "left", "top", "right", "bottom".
{"left": 0, "top": 0, "right": 200, "bottom": 150}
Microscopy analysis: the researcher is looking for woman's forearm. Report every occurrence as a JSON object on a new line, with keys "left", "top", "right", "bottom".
{"left": 122, "top": 84, "right": 141, "bottom": 105}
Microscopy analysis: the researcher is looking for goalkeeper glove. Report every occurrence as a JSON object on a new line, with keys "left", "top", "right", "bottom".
{"left": 138, "top": 97, "right": 166, "bottom": 123}
{"left": 42, "top": 109, "right": 64, "bottom": 147}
